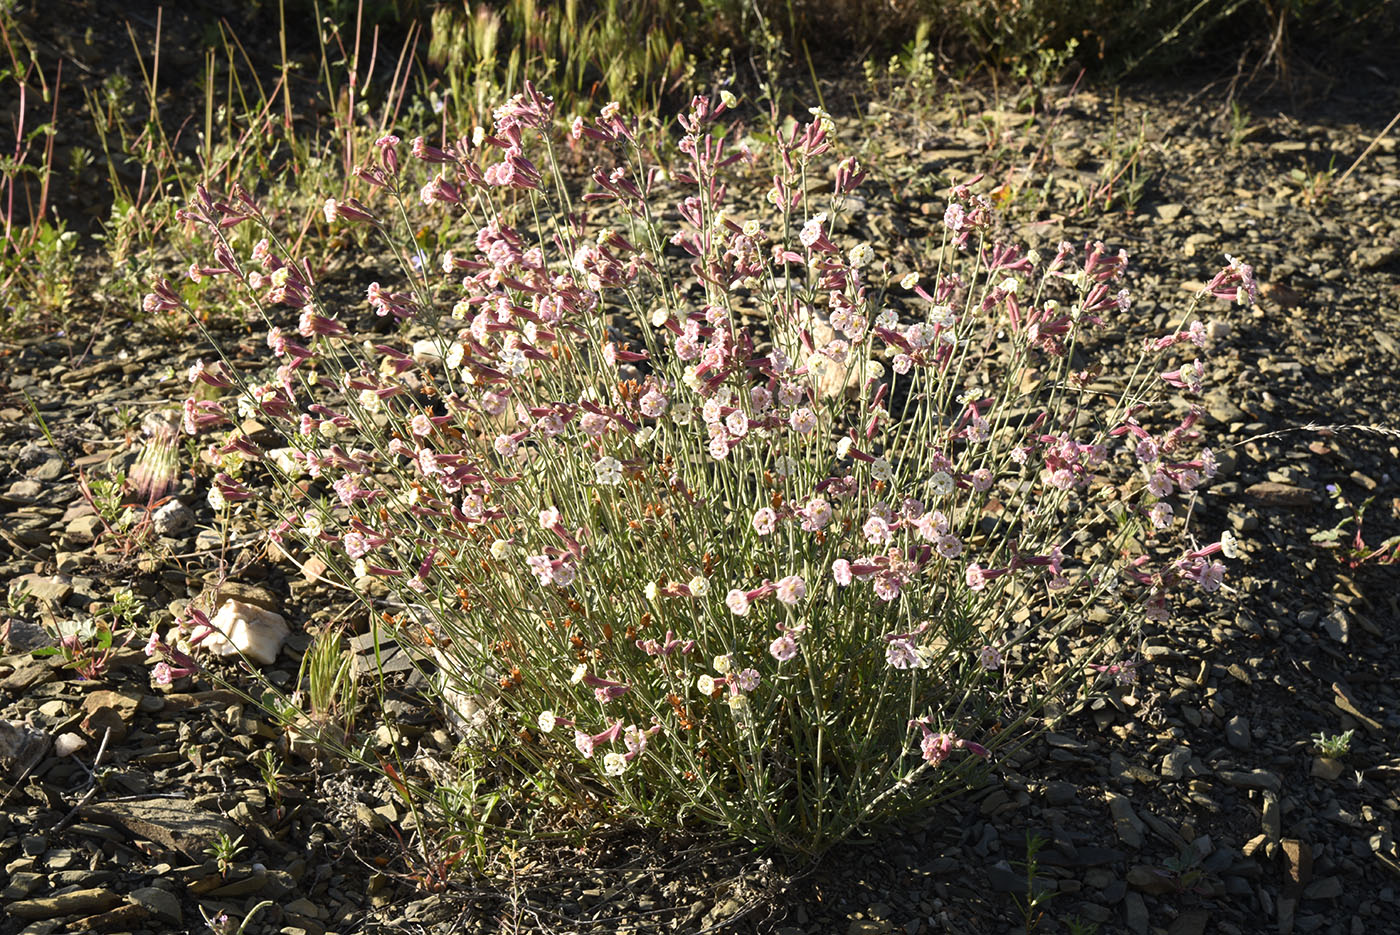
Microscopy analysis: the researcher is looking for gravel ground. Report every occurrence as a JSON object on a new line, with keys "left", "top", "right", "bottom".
{"left": 2, "top": 58, "right": 1399, "bottom": 935}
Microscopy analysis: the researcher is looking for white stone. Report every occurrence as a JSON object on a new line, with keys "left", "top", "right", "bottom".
{"left": 151, "top": 499, "right": 194, "bottom": 536}
{"left": 54, "top": 732, "right": 88, "bottom": 757}
{"left": 171, "top": 599, "right": 289, "bottom": 665}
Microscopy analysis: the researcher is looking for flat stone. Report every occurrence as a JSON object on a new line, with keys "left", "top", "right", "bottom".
{"left": 1162, "top": 746, "right": 1191, "bottom": 779}
{"left": 1282, "top": 839, "right": 1313, "bottom": 887}
{"left": 79, "top": 798, "right": 240, "bottom": 861}
{"left": 62, "top": 514, "right": 104, "bottom": 545}
{"left": 1302, "top": 876, "right": 1342, "bottom": 900}
{"left": 848, "top": 922, "right": 893, "bottom": 935}
{"left": 1107, "top": 793, "right": 1144, "bottom": 849}
{"left": 0, "top": 719, "right": 50, "bottom": 778}
{"left": 1124, "top": 890, "right": 1149, "bottom": 934}
{"left": 72, "top": 902, "right": 151, "bottom": 930}
{"left": 1218, "top": 769, "right": 1281, "bottom": 792}
{"left": 1310, "top": 757, "right": 1344, "bottom": 781}
{"left": 151, "top": 499, "right": 194, "bottom": 536}
{"left": 1263, "top": 792, "right": 1282, "bottom": 843}
{"left": 1, "top": 617, "right": 54, "bottom": 653}
{"left": 173, "top": 599, "right": 289, "bottom": 666}
{"left": 7, "top": 887, "right": 123, "bottom": 920}
{"left": 9, "top": 574, "right": 73, "bottom": 605}
{"left": 1245, "top": 482, "right": 1315, "bottom": 507}
{"left": 1225, "top": 715, "right": 1251, "bottom": 750}
{"left": 1127, "top": 865, "right": 1177, "bottom": 895}
{"left": 1168, "top": 909, "right": 1209, "bottom": 935}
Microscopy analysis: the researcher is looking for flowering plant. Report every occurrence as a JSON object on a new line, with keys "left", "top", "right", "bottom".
{"left": 151, "top": 85, "right": 1242, "bottom": 853}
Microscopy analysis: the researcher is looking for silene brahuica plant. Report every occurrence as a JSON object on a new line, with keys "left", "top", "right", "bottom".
{"left": 144, "top": 85, "right": 1250, "bottom": 855}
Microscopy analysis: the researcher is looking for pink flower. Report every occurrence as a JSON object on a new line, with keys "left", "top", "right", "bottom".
{"left": 775, "top": 575, "right": 806, "bottom": 604}
{"left": 863, "top": 516, "right": 892, "bottom": 546}
{"left": 886, "top": 639, "right": 920, "bottom": 669}
{"left": 769, "top": 634, "right": 798, "bottom": 661}
{"left": 752, "top": 508, "right": 777, "bottom": 535}
{"left": 832, "top": 559, "right": 853, "bottom": 586}
{"left": 725, "top": 589, "right": 750, "bottom": 616}
{"left": 873, "top": 576, "right": 902, "bottom": 602}
{"left": 789, "top": 408, "right": 817, "bottom": 434}
{"left": 639, "top": 390, "right": 667, "bottom": 417}
{"left": 978, "top": 644, "right": 1003, "bottom": 670}
{"left": 1197, "top": 560, "right": 1225, "bottom": 591}
{"left": 152, "top": 662, "right": 173, "bottom": 685}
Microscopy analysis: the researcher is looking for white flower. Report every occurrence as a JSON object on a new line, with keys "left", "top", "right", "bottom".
{"left": 594, "top": 456, "right": 624, "bottom": 485}
{"left": 490, "top": 539, "right": 512, "bottom": 560}
{"left": 929, "top": 471, "right": 955, "bottom": 496}
{"left": 713, "top": 654, "right": 733, "bottom": 674}
{"left": 688, "top": 575, "right": 709, "bottom": 597}
{"left": 848, "top": 242, "right": 874, "bottom": 268}
{"left": 538, "top": 711, "right": 557, "bottom": 733}
{"left": 603, "top": 752, "right": 629, "bottom": 776}
{"left": 697, "top": 674, "right": 716, "bottom": 694}
{"left": 571, "top": 664, "right": 587, "bottom": 684}
{"left": 870, "top": 457, "right": 893, "bottom": 482}
{"left": 1220, "top": 530, "right": 1239, "bottom": 559}
{"left": 900, "top": 271, "right": 920, "bottom": 289}
{"left": 726, "top": 692, "right": 750, "bottom": 713}
{"left": 719, "top": 89, "right": 738, "bottom": 109}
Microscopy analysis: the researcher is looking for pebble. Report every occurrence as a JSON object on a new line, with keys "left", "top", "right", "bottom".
{"left": 1218, "top": 769, "right": 1281, "bottom": 792}
{"left": 7, "top": 887, "right": 124, "bottom": 920}
{"left": 1225, "top": 715, "right": 1251, "bottom": 750}
{"left": 152, "top": 498, "right": 194, "bottom": 536}
{"left": 1107, "top": 793, "right": 1144, "bottom": 849}
{"left": 127, "top": 886, "right": 183, "bottom": 925}
{"left": 173, "top": 598, "right": 290, "bottom": 666}
{"left": 1310, "top": 757, "right": 1344, "bottom": 781}
{"left": 1124, "top": 891, "right": 1149, "bottom": 934}
{"left": 1162, "top": 746, "right": 1191, "bottom": 779}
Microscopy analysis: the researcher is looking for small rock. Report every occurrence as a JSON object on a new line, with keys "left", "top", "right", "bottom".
{"left": 1168, "top": 909, "right": 1209, "bottom": 935}
{"left": 5, "top": 478, "right": 44, "bottom": 500}
{"left": 151, "top": 499, "right": 194, "bottom": 536}
{"left": 1303, "top": 876, "right": 1342, "bottom": 900}
{"left": 1322, "top": 610, "right": 1349, "bottom": 643}
{"left": 1282, "top": 839, "right": 1313, "bottom": 887}
{"left": 1154, "top": 203, "right": 1185, "bottom": 221}
{"left": 26, "top": 456, "right": 65, "bottom": 481}
{"left": 1107, "top": 793, "right": 1144, "bottom": 849}
{"left": 1218, "top": 769, "right": 1281, "bottom": 792}
{"left": 1127, "top": 865, "right": 1177, "bottom": 895}
{"left": 1045, "top": 780, "right": 1077, "bottom": 805}
{"left": 7, "top": 887, "right": 123, "bottom": 920}
{"left": 1, "top": 617, "right": 54, "bottom": 653}
{"left": 1245, "top": 482, "right": 1315, "bottom": 507}
{"left": 1310, "top": 757, "right": 1344, "bottom": 781}
{"left": 173, "top": 599, "right": 289, "bottom": 666}
{"left": 848, "top": 922, "right": 893, "bottom": 935}
{"left": 9, "top": 574, "right": 73, "bottom": 605}
{"left": 53, "top": 732, "right": 87, "bottom": 757}
{"left": 1226, "top": 715, "right": 1251, "bottom": 750}
{"left": 1263, "top": 792, "right": 1282, "bottom": 843}
{"left": 127, "top": 886, "right": 182, "bottom": 925}
{"left": 1162, "top": 746, "right": 1191, "bottom": 779}
{"left": 0, "top": 719, "right": 50, "bottom": 778}
{"left": 1124, "top": 891, "right": 1149, "bottom": 934}
{"left": 1206, "top": 319, "right": 1232, "bottom": 342}
{"left": 63, "top": 514, "right": 104, "bottom": 545}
